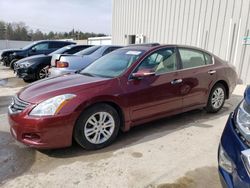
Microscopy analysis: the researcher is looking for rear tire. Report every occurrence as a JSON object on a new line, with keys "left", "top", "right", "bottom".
{"left": 205, "top": 83, "right": 226, "bottom": 113}
{"left": 74, "top": 104, "right": 120, "bottom": 150}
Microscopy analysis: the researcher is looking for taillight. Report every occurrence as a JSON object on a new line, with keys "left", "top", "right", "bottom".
{"left": 56, "top": 61, "right": 69, "bottom": 68}
{"left": 54, "top": 60, "right": 59, "bottom": 67}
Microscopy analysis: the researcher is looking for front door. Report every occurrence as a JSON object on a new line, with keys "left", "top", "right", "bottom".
{"left": 124, "top": 47, "right": 183, "bottom": 122}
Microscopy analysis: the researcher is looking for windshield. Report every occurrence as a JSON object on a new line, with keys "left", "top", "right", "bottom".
{"left": 80, "top": 49, "right": 145, "bottom": 78}
{"left": 49, "top": 45, "right": 73, "bottom": 55}
{"left": 22, "top": 42, "right": 37, "bottom": 50}
{"left": 75, "top": 46, "right": 100, "bottom": 56}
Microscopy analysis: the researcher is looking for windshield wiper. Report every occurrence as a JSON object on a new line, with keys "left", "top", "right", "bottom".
{"left": 80, "top": 72, "right": 96, "bottom": 77}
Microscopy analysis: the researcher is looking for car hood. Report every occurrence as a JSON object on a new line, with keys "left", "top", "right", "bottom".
{"left": 244, "top": 85, "right": 250, "bottom": 105}
{"left": 0, "top": 49, "right": 22, "bottom": 56}
{"left": 18, "top": 73, "right": 109, "bottom": 103}
{"left": 16, "top": 54, "right": 50, "bottom": 64}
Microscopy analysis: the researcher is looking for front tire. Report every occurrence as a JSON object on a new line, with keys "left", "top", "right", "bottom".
{"left": 206, "top": 83, "right": 226, "bottom": 113}
{"left": 10, "top": 59, "right": 18, "bottom": 69}
{"left": 74, "top": 104, "right": 120, "bottom": 150}
{"left": 36, "top": 67, "right": 49, "bottom": 80}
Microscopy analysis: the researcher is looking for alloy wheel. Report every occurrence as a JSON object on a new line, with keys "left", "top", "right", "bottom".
{"left": 84, "top": 112, "right": 115, "bottom": 144}
{"left": 39, "top": 68, "right": 48, "bottom": 79}
{"left": 211, "top": 87, "right": 225, "bottom": 109}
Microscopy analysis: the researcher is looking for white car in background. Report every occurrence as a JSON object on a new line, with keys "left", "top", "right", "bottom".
{"left": 49, "top": 45, "right": 122, "bottom": 77}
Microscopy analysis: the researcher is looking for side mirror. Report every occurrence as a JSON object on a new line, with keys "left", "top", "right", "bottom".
{"left": 132, "top": 69, "right": 155, "bottom": 79}
{"left": 31, "top": 47, "right": 36, "bottom": 52}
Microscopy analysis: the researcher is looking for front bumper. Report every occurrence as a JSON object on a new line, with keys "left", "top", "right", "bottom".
{"left": 15, "top": 67, "right": 35, "bottom": 79}
{"left": 8, "top": 107, "right": 78, "bottom": 149}
{"left": 219, "top": 113, "right": 250, "bottom": 188}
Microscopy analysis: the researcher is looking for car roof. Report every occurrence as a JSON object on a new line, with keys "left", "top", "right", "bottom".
{"left": 35, "top": 40, "right": 75, "bottom": 44}
{"left": 122, "top": 44, "right": 213, "bottom": 55}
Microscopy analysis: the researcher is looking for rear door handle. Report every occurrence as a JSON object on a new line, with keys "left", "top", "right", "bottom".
{"left": 208, "top": 70, "right": 216, "bottom": 74}
{"left": 171, "top": 79, "right": 183, "bottom": 85}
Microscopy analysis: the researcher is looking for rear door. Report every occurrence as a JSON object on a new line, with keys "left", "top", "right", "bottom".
{"left": 177, "top": 48, "right": 216, "bottom": 109}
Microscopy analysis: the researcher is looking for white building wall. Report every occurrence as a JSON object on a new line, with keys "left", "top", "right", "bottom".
{"left": 112, "top": 0, "right": 250, "bottom": 84}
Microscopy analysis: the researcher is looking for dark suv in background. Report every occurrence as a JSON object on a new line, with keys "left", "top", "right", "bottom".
{"left": 14, "top": 44, "right": 92, "bottom": 82}
{"left": 0, "top": 40, "right": 75, "bottom": 68}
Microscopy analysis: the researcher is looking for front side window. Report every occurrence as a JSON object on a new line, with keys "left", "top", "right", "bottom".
{"left": 33, "top": 43, "right": 49, "bottom": 51}
{"left": 135, "top": 48, "right": 177, "bottom": 75}
{"left": 179, "top": 48, "right": 206, "bottom": 69}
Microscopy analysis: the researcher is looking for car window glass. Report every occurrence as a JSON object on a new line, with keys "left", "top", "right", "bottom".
{"left": 204, "top": 53, "right": 213, "bottom": 64}
{"left": 50, "top": 42, "right": 68, "bottom": 49}
{"left": 179, "top": 49, "right": 206, "bottom": 69}
{"left": 33, "top": 43, "right": 49, "bottom": 51}
{"left": 75, "top": 46, "right": 101, "bottom": 55}
{"left": 135, "top": 48, "right": 177, "bottom": 74}
{"left": 80, "top": 49, "right": 145, "bottom": 78}
{"left": 102, "top": 47, "right": 121, "bottom": 56}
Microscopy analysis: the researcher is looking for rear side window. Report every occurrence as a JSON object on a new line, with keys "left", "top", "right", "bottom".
{"left": 179, "top": 48, "right": 206, "bottom": 69}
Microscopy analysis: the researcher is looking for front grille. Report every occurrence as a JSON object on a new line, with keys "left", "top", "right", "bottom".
{"left": 9, "top": 96, "right": 30, "bottom": 114}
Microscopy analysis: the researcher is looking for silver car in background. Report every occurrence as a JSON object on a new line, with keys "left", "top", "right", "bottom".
{"left": 49, "top": 45, "right": 122, "bottom": 77}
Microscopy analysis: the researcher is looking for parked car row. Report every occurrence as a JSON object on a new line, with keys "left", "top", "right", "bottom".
{"left": 0, "top": 40, "right": 75, "bottom": 68}
{"left": 0, "top": 40, "right": 124, "bottom": 83}
{"left": 5, "top": 42, "right": 250, "bottom": 187}
{"left": 14, "top": 44, "right": 92, "bottom": 82}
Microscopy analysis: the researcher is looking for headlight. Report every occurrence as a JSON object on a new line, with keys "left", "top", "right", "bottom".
{"left": 236, "top": 100, "right": 250, "bottom": 134}
{"left": 219, "top": 145, "right": 234, "bottom": 173}
{"left": 242, "top": 149, "right": 250, "bottom": 176}
{"left": 19, "top": 62, "right": 31, "bottom": 68}
{"left": 29, "top": 94, "right": 76, "bottom": 116}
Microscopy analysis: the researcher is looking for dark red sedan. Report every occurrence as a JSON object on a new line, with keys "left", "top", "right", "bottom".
{"left": 8, "top": 44, "right": 237, "bottom": 150}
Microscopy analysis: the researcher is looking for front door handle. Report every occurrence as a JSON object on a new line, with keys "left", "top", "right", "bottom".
{"left": 208, "top": 70, "right": 216, "bottom": 75}
{"left": 171, "top": 79, "right": 183, "bottom": 85}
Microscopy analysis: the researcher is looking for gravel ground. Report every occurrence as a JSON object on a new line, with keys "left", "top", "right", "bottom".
{"left": 0, "top": 63, "right": 245, "bottom": 188}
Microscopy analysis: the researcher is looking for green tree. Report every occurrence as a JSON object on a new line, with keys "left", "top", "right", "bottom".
{"left": 0, "top": 21, "right": 6, "bottom": 39}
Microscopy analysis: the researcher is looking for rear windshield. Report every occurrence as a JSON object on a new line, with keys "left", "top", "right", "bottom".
{"left": 75, "top": 46, "right": 101, "bottom": 56}
{"left": 49, "top": 45, "right": 73, "bottom": 55}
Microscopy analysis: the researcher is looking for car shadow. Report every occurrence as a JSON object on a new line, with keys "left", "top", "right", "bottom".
{"left": 41, "top": 93, "right": 243, "bottom": 159}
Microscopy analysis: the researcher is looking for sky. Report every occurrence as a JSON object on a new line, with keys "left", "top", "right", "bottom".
{"left": 0, "top": 0, "right": 112, "bottom": 34}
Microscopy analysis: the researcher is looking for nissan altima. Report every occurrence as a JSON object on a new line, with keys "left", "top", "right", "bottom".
{"left": 8, "top": 44, "right": 237, "bottom": 150}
